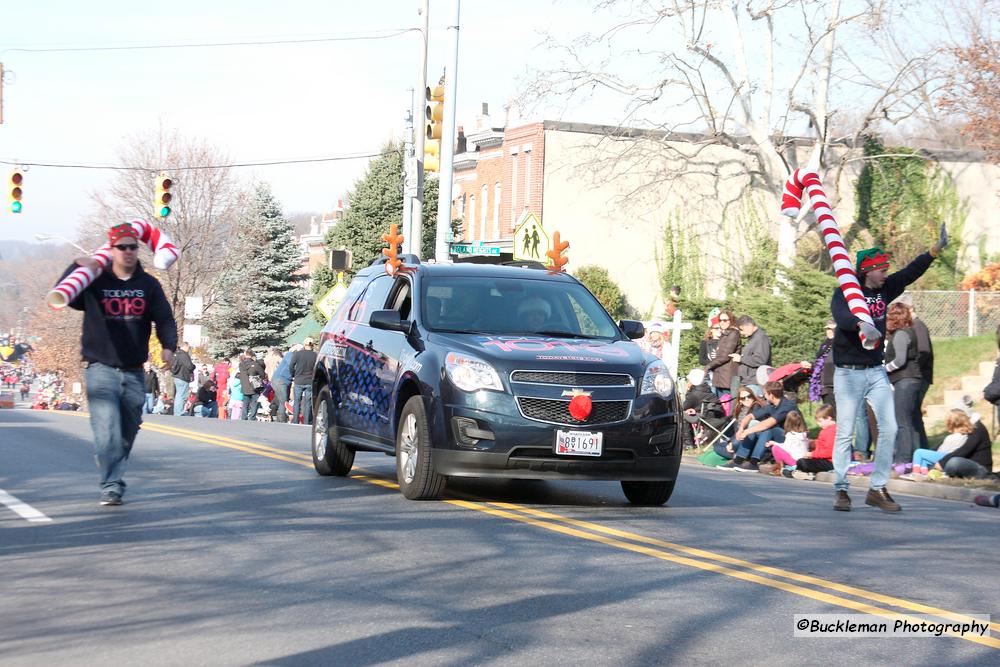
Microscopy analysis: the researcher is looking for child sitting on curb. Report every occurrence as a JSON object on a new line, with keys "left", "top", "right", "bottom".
{"left": 788, "top": 404, "right": 836, "bottom": 479}
{"left": 767, "top": 411, "right": 809, "bottom": 475}
{"left": 769, "top": 404, "right": 835, "bottom": 479}
{"left": 905, "top": 409, "right": 970, "bottom": 478}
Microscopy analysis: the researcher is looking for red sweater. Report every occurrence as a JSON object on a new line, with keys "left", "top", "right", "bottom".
{"left": 811, "top": 424, "right": 836, "bottom": 461}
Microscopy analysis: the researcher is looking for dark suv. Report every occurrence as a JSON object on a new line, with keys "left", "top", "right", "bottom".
{"left": 311, "top": 256, "right": 682, "bottom": 505}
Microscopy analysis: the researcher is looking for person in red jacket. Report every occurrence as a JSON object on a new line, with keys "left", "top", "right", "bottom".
{"left": 782, "top": 403, "right": 836, "bottom": 479}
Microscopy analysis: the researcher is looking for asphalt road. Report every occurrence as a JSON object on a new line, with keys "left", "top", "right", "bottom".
{"left": 1, "top": 409, "right": 997, "bottom": 666}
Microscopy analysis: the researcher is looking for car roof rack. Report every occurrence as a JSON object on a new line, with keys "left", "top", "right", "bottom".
{"left": 369, "top": 253, "right": 422, "bottom": 266}
{"left": 501, "top": 260, "right": 547, "bottom": 269}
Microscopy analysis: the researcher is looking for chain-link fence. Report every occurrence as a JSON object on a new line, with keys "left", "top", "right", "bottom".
{"left": 907, "top": 291, "right": 1000, "bottom": 338}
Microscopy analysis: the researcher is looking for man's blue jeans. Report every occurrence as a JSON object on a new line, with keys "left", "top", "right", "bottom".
{"left": 292, "top": 384, "right": 312, "bottom": 425}
{"left": 144, "top": 392, "right": 155, "bottom": 414}
{"left": 85, "top": 363, "right": 145, "bottom": 495}
{"left": 734, "top": 421, "right": 785, "bottom": 461}
{"left": 173, "top": 378, "right": 190, "bottom": 416}
{"left": 833, "top": 366, "right": 898, "bottom": 492}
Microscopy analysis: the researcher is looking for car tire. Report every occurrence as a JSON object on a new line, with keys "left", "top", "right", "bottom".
{"left": 312, "top": 386, "right": 354, "bottom": 476}
{"left": 621, "top": 480, "right": 675, "bottom": 506}
{"left": 396, "top": 396, "right": 446, "bottom": 500}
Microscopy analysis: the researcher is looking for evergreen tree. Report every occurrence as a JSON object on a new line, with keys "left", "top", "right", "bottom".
{"left": 311, "top": 142, "right": 454, "bottom": 309}
{"left": 206, "top": 184, "right": 307, "bottom": 357}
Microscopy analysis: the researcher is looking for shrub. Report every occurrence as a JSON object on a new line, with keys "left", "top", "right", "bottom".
{"left": 574, "top": 265, "right": 629, "bottom": 321}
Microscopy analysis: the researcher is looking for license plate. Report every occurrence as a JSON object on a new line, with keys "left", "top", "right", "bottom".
{"left": 555, "top": 430, "right": 603, "bottom": 457}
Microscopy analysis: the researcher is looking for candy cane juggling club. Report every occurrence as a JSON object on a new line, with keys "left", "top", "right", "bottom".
{"left": 781, "top": 169, "right": 879, "bottom": 350}
{"left": 46, "top": 219, "right": 180, "bottom": 310}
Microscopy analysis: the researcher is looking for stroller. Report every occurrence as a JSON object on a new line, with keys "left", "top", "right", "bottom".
{"left": 254, "top": 382, "right": 276, "bottom": 422}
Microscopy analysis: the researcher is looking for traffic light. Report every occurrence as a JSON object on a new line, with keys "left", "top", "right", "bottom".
{"left": 424, "top": 138, "right": 440, "bottom": 173}
{"left": 153, "top": 174, "right": 173, "bottom": 219}
{"left": 546, "top": 231, "right": 570, "bottom": 272}
{"left": 8, "top": 170, "right": 24, "bottom": 214}
{"left": 424, "top": 82, "right": 444, "bottom": 173}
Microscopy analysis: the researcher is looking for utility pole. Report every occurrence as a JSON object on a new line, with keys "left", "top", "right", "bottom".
{"left": 402, "top": 91, "right": 415, "bottom": 254}
{"left": 435, "top": 0, "right": 461, "bottom": 261}
{"left": 410, "top": 0, "right": 430, "bottom": 258}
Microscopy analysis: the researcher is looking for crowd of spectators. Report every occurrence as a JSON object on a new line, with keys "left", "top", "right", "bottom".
{"left": 142, "top": 338, "right": 319, "bottom": 425}
{"left": 682, "top": 299, "right": 998, "bottom": 487}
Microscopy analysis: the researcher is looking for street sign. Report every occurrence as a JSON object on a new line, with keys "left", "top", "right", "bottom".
{"left": 512, "top": 212, "right": 549, "bottom": 261}
{"left": 316, "top": 274, "right": 349, "bottom": 320}
{"left": 404, "top": 156, "right": 419, "bottom": 197}
{"left": 451, "top": 243, "right": 500, "bottom": 256}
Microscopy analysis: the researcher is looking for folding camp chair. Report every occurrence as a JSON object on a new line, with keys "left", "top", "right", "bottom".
{"left": 692, "top": 393, "right": 737, "bottom": 452}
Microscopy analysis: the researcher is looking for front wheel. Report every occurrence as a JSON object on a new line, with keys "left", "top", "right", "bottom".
{"left": 396, "top": 396, "right": 446, "bottom": 500}
{"left": 621, "top": 480, "right": 675, "bottom": 506}
{"left": 312, "top": 386, "right": 354, "bottom": 476}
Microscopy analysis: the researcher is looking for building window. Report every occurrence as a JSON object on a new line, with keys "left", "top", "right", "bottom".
{"left": 493, "top": 182, "right": 502, "bottom": 237}
{"left": 457, "top": 194, "right": 466, "bottom": 240}
{"left": 480, "top": 185, "right": 489, "bottom": 240}
{"left": 524, "top": 150, "right": 532, "bottom": 210}
{"left": 468, "top": 196, "right": 476, "bottom": 239}
{"left": 510, "top": 154, "right": 519, "bottom": 228}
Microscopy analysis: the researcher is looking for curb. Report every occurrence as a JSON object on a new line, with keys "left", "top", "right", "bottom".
{"left": 681, "top": 457, "right": 997, "bottom": 504}
{"left": 813, "top": 471, "right": 997, "bottom": 504}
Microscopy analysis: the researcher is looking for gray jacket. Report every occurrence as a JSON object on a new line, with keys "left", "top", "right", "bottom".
{"left": 738, "top": 327, "right": 772, "bottom": 385}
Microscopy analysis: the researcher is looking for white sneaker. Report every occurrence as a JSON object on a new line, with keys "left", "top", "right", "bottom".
{"left": 791, "top": 471, "right": 815, "bottom": 481}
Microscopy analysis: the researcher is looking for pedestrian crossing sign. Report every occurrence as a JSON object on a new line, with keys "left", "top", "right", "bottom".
{"left": 512, "top": 212, "right": 549, "bottom": 262}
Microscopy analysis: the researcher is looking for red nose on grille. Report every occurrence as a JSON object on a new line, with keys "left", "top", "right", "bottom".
{"left": 568, "top": 394, "right": 593, "bottom": 421}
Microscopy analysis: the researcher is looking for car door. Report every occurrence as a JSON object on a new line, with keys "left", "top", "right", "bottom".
{"left": 339, "top": 274, "right": 396, "bottom": 442}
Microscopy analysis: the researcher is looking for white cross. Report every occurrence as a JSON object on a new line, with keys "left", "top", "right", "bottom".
{"left": 661, "top": 309, "right": 693, "bottom": 379}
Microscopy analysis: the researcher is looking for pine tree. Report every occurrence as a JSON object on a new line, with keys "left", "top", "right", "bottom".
{"left": 311, "top": 142, "right": 451, "bottom": 307}
{"left": 206, "top": 184, "right": 307, "bottom": 357}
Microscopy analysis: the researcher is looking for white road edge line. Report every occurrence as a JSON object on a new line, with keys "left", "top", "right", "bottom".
{"left": 0, "top": 489, "right": 53, "bottom": 523}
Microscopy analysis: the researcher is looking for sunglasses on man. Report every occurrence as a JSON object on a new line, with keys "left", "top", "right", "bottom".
{"left": 113, "top": 244, "right": 139, "bottom": 251}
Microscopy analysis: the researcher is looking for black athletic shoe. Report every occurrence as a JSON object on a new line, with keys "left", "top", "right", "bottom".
{"left": 99, "top": 491, "right": 123, "bottom": 506}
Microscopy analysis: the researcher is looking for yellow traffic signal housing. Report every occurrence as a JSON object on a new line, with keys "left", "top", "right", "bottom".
{"left": 424, "top": 138, "right": 441, "bottom": 173}
{"left": 154, "top": 174, "right": 173, "bottom": 219}
{"left": 425, "top": 84, "right": 444, "bottom": 141}
{"left": 8, "top": 170, "right": 24, "bottom": 214}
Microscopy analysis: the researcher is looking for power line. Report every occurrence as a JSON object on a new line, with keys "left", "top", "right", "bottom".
{"left": 0, "top": 29, "right": 419, "bottom": 55}
{"left": 0, "top": 151, "right": 385, "bottom": 171}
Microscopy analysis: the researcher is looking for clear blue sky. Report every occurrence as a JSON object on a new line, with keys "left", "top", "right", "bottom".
{"left": 0, "top": 0, "right": 611, "bottom": 244}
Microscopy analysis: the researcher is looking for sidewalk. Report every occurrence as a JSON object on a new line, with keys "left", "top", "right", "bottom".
{"left": 681, "top": 456, "right": 999, "bottom": 504}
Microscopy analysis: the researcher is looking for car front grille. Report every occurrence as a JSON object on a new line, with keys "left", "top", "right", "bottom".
{"left": 510, "top": 370, "right": 634, "bottom": 386}
{"left": 516, "top": 397, "right": 630, "bottom": 426}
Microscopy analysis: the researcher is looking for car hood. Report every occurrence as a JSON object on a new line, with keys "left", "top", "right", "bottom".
{"left": 427, "top": 332, "right": 654, "bottom": 373}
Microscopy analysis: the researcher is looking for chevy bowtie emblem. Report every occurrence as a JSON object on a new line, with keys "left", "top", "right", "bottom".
{"left": 561, "top": 389, "right": 592, "bottom": 398}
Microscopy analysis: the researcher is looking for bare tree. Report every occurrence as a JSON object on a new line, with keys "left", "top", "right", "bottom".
{"left": 82, "top": 128, "right": 247, "bottom": 327}
{"left": 520, "top": 0, "right": 949, "bottom": 266}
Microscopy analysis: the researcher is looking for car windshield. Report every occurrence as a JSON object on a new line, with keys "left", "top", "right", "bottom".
{"left": 421, "top": 275, "right": 622, "bottom": 339}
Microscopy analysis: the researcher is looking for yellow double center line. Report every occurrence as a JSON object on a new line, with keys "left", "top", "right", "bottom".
{"left": 62, "top": 414, "right": 1000, "bottom": 648}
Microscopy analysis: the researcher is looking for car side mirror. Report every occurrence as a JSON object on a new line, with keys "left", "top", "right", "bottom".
{"left": 619, "top": 320, "right": 645, "bottom": 340}
{"left": 370, "top": 309, "right": 415, "bottom": 336}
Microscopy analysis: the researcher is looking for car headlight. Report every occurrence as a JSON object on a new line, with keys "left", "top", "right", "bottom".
{"left": 640, "top": 361, "right": 675, "bottom": 398}
{"left": 445, "top": 352, "right": 504, "bottom": 392}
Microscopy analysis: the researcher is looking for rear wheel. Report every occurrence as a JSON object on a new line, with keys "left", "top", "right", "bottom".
{"left": 312, "top": 386, "right": 354, "bottom": 476}
{"left": 621, "top": 480, "right": 675, "bottom": 506}
{"left": 396, "top": 396, "right": 446, "bottom": 500}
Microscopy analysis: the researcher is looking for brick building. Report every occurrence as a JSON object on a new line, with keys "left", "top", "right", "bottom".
{"left": 450, "top": 105, "right": 544, "bottom": 251}
{"left": 443, "top": 117, "right": 1000, "bottom": 315}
